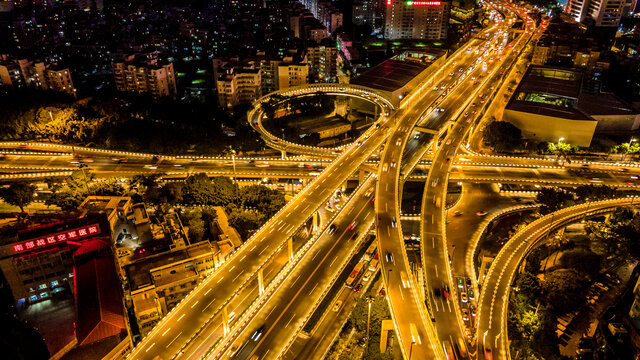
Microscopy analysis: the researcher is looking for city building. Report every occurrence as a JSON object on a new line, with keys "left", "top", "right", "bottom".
{"left": 351, "top": 50, "right": 446, "bottom": 106}
{"left": 124, "top": 207, "right": 241, "bottom": 337}
{"left": 503, "top": 66, "right": 640, "bottom": 147}
{"left": 565, "top": 0, "right": 625, "bottom": 27}
{"left": 111, "top": 54, "right": 177, "bottom": 100}
{"left": 277, "top": 59, "right": 309, "bottom": 90}
{"left": 353, "top": 0, "right": 376, "bottom": 27}
{"left": 216, "top": 67, "right": 262, "bottom": 110}
{"left": 306, "top": 39, "right": 338, "bottom": 82}
{"left": 0, "top": 57, "right": 76, "bottom": 96}
{"left": 384, "top": 0, "right": 450, "bottom": 40}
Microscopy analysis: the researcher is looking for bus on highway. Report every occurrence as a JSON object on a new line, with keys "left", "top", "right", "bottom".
{"left": 345, "top": 261, "right": 366, "bottom": 288}
{"left": 363, "top": 243, "right": 377, "bottom": 262}
{"left": 369, "top": 253, "right": 379, "bottom": 271}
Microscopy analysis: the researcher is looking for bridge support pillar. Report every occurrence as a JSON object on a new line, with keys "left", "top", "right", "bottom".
{"left": 379, "top": 319, "right": 394, "bottom": 353}
{"left": 359, "top": 169, "right": 366, "bottom": 184}
{"left": 222, "top": 305, "right": 230, "bottom": 335}
{"left": 280, "top": 150, "right": 287, "bottom": 159}
{"left": 287, "top": 237, "right": 294, "bottom": 261}
{"left": 258, "top": 268, "right": 265, "bottom": 295}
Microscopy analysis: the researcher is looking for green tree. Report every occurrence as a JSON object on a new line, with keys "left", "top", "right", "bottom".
{"left": 0, "top": 182, "right": 37, "bottom": 212}
{"left": 482, "top": 121, "right": 522, "bottom": 152}
{"left": 238, "top": 185, "right": 286, "bottom": 217}
{"left": 535, "top": 187, "right": 574, "bottom": 215}
{"left": 574, "top": 184, "right": 618, "bottom": 202}
{"left": 541, "top": 269, "right": 587, "bottom": 314}
{"left": 559, "top": 249, "right": 603, "bottom": 279}
{"left": 228, "top": 210, "right": 262, "bottom": 241}
{"left": 90, "top": 178, "right": 126, "bottom": 196}
{"left": 46, "top": 189, "right": 85, "bottom": 211}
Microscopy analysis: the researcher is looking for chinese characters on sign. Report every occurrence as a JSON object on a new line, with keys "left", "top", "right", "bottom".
{"left": 12, "top": 225, "right": 101, "bottom": 253}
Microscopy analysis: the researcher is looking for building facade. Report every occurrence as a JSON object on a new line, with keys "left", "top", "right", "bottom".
{"left": 384, "top": 0, "right": 450, "bottom": 40}
{"left": 0, "top": 57, "right": 76, "bottom": 96}
{"left": 307, "top": 40, "right": 338, "bottom": 82}
{"left": 111, "top": 55, "right": 177, "bottom": 99}
{"left": 565, "top": 0, "right": 624, "bottom": 26}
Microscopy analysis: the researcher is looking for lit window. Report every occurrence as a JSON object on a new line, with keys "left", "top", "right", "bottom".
{"left": 30, "top": 295, "right": 38, "bottom": 301}
{"left": 40, "top": 292, "right": 48, "bottom": 298}
{"left": 38, "top": 284, "right": 47, "bottom": 290}
{"left": 51, "top": 280, "right": 58, "bottom": 287}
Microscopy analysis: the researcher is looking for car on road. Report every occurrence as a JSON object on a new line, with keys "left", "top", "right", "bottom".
{"left": 353, "top": 283, "right": 362, "bottom": 293}
{"left": 414, "top": 134, "right": 420, "bottom": 139}
{"left": 468, "top": 289, "right": 475, "bottom": 300}
{"left": 461, "top": 292, "right": 468, "bottom": 303}
{"left": 385, "top": 251, "right": 394, "bottom": 263}
{"left": 391, "top": 161, "right": 396, "bottom": 168}
{"left": 251, "top": 325, "right": 265, "bottom": 341}
{"left": 444, "top": 285, "right": 450, "bottom": 299}
{"left": 116, "top": 158, "right": 127, "bottom": 163}
{"left": 466, "top": 278, "right": 472, "bottom": 287}
{"left": 462, "top": 308, "right": 470, "bottom": 321}
{"left": 382, "top": 163, "right": 389, "bottom": 172}
{"left": 446, "top": 138, "right": 452, "bottom": 145}
{"left": 431, "top": 179, "right": 438, "bottom": 187}
{"left": 328, "top": 224, "right": 337, "bottom": 234}
{"left": 396, "top": 137, "right": 402, "bottom": 146}
{"left": 470, "top": 305, "right": 477, "bottom": 317}
{"left": 333, "top": 300, "right": 343, "bottom": 312}
{"left": 476, "top": 210, "right": 488, "bottom": 216}
{"left": 391, "top": 216, "right": 397, "bottom": 227}
{"left": 453, "top": 211, "right": 463, "bottom": 216}
{"left": 348, "top": 221, "right": 357, "bottom": 230}
{"left": 484, "top": 345, "right": 493, "bottom": 360}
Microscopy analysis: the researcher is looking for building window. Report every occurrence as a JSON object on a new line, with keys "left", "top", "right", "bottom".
{"left": 38, "top": 284, "right": 47, "bottom": 290}
{"left": 51, "top": 280, "right": 58, "bottom": 287}
{"left": 29, "top": 295, "right": 38, "bottom": 301}
{"left": 40, "top": 292, "right": 48, "bottom": 298}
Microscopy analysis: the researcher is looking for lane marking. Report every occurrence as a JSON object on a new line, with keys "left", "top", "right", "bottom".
{"left": 217, "top": 276, "right": 225, "bottom": 284}
{"left": 190, "top": 300, "right": 199, "bottom": 308}
{"left": 177, "top": 314, "right": 185, "bottom": 322}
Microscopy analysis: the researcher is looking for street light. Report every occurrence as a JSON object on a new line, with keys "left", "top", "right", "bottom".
{"left": 230, "top": 149, "right": 237, "bottom": 183}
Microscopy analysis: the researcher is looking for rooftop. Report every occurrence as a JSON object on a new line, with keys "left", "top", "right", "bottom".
{"left": 351, "top": 59, "right": 429, "bottom": 92}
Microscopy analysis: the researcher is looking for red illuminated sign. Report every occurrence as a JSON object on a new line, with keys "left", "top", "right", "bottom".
{"left": 12, "top": 224, "right": 101, "bottom": 253}
{"left": 406, "top": 1, "right": 441, "bottom": 5}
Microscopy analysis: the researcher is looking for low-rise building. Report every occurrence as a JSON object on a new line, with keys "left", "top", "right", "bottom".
{"left": 306, "top": 39, "right": 338, "bottom": 82}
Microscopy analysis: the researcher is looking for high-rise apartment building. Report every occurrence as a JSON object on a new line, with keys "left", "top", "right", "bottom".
{"left": 0, "top": 57, "right": 76, "bottom": 96}
{"left": 111, "top": 55, "right": 177, "bottom": 100}
{"left": 278, "top": 60, "right": 309, "bottom": 90}
{"left": 353, "top": 0, "right": 376, "bottom": 27}
{"left": 565, "top": 0, "right": 624, "bottom": 26}
{"left": 216, "top": 67, "right": 262, "bottom": 110}
{"left": 384, "top": 0, "right": 450, "bottom": 40}
{"left": 306, "top": 40, "right": 338, "bottom": 82}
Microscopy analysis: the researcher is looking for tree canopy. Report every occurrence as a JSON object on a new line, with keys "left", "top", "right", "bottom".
{"left": 482, "top": 121, "right": 522, "bottom": 153}
{"left": 0, "top": 182, "right": 37, "bottom": 212}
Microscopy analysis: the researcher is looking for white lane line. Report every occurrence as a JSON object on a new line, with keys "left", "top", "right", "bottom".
{"left": 434, "top": 265, "right": 438, "bottom": 278}
{"left": 266, "top": 306, "right": 277, "bottom": 319}
{"left": 191, "top": 300, "right": 199, "bottom": 308}
{"left": 432, "top": 214, "right": 435, "bottom": 224}
{"left": 240, "top": 255, "right": 247, "bottom": 262}
{"left": 233, "top": 271, "right": 244, "bottom": 282}
{"left": 177, "top": 314, "right": 185, "bottom": 322}
{"left": 285, "top": 313, "right": 297, "bottom": 328}
{"left": 291, "top": 275, "right": 301, "bottom": 287}
{"left": 311, "top": 251, "right": 319, "bottom": 261}
{"left": 262, "top": 349, "right": 270, "bottom": 359}
{"left": 387, "top": 227, "right": 390, "bottom": 236}
{"left": 161, "top": 328, "right": 171, "bottom": 336}
{"left": 217, "top": 276, "right": 225, "bottom": 284}
{"left": 432, "top": 237, "right": 435, "bottom": 248}
{"left": 229, "top": 266, "right": 236, "bottom": 272}
{"left": 205, "top": 288, "right": 212, "bottom": 296}
{"left": 329, "top": 257, "right": 338, "bottom": 267}
{"left": 251, "top": 245, "right": 257, "bottom": 251}
{"left": 167, "top": 331, "right": 182, "bottom": 347}
{"left": 204, "top": 298, "right": 216, "bottom": 311}
{"left": 146, "top": 343, "right": 155, "bottom": 352}
{"left": 399, "top": 286, "right": 405, "bottom": 300}
{"left": 259, "top": 247, "right": 268, "bottom": 255}
{"left": 309, "top": 283, "right": 319, "bottom": 295}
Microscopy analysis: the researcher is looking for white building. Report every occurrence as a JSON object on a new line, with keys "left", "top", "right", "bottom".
{"left": 385, "top": 0, "right": 450, "bottom": 40}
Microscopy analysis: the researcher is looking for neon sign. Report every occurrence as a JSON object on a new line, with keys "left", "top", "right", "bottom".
{"left": 12, "top": 224, "right": 100, "bottom": 253}
{"left": 406, "top": 1, "right": 441, "bottom": 5}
